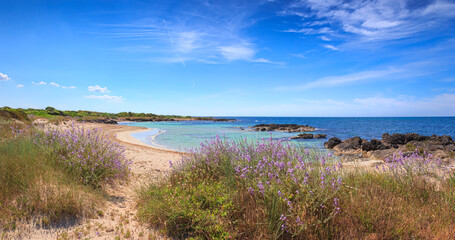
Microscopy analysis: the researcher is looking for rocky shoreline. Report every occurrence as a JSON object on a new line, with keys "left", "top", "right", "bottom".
{"left": 251, "top": 124, "right": 316, "bottom": 132}
{"left": 324, "top": 133, "right": 455, "bottom": 162}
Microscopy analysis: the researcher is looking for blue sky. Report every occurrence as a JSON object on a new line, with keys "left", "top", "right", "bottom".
{"left": 1, "top": 0, "right": 455, "bottom": 116}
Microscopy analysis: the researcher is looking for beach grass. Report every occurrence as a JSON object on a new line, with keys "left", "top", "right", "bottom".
{"left": 137, "top": 137, "right": 455, "bottom": 239}
{"left": 0, "top": 120, "right": 131, "bottom": 231}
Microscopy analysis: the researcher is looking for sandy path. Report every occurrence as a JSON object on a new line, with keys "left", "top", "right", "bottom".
{"left": 11, "top": 123, "right": 183, "bottom": 239}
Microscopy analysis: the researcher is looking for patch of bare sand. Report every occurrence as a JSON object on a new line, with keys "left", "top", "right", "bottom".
{"left": 10, "top": 123, "right": 183, "bottom": 239}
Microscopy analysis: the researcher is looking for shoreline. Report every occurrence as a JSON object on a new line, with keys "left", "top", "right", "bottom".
{"left": 80, "top": 122, "right": 184, "bottom": 155}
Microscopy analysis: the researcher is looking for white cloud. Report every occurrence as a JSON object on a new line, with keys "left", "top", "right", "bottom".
{"left": 32, "top": 81, "right": 47, "bottom": 85}
{"left": 16, "top": 84, "right": 24, "bottom": 88}
{"left": 88, "top": 85, "right": 110, "bottom": 93}
{"left": 323, "top": 44, "right": 339, "bottom": 51}
{"left": 219, "top": 45, "right": 255, "bottom": 61}
{"left": 86, "top": 95, "right": 123, "bottom": 102}
{"left": 176, "top": 31, "right": 200, "bottom": 53}
{"left": 234, "top": 94, "right": 455, "bottom": 117}
{"left": 320, "top": 36, "right": 331, "bottom": 41}
{"left": 283, "top": 0, "right": 455, "bottom": 42}
{"left": 31, "top": 81, "right": 75, "bottom": 89}
{"left": 0, "top": 73, "right": 10, "bottom": 81}
{"left": 49, "top": 82, "right": 61, "bottom": 87}
{"left": 276, "top": 68, "right": 401, "bottom": 91}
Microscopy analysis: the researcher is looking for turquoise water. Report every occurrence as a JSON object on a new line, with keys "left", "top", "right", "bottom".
{"left": 120, "top": 117, "right": 455, "bottom": 152}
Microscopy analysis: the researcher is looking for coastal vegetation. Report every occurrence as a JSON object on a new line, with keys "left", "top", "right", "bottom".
{"left": 138, "top": 137, "right": 455, "bottom": 239}
{"left": 0, "top": 119, "right": 131, "bottom": 232}
{"left": 0, "top": 106, "right": 232, "bottom": 123}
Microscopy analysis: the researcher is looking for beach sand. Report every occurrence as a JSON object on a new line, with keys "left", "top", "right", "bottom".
{"left": 14, "top": 122, "right": 183, "bottom": 239}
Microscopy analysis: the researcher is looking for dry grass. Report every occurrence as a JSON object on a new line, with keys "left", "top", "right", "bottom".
{"left": 333, "top": 171, "right": 455, "bottom": 239}
{"left": 0, "top": 121, "right": 103, "bottom": 232}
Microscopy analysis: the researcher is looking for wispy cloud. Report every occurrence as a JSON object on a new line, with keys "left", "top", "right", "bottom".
{"left": 291, "top": 53, "right": 306, "bottom": 59}
{"left": 32, "top": 81, "right": 47, "bottom": 85}
{"left": 16, "top": 84, "right": 24, "bottom": 88}
{"left": 0, "top": 73, "right": 10, "bottom": 81}
{"left": 443, "top": 76, "right": 455, "bottom": 82}
{"left": 320, "top": 36, "right": 331, "bottom": 41}
{"left": 96, "top": 1, "right": 275, "bottom": 64}
{"left": 249, "top": 94, "right": 455, "bottom": 117}
{"left": 49, "top": 82, "right": 60, "bottom": 87}
{"left": 88, "top": 85, "right": 110, "bottom": 93}
{"left": 85, "top": 95, "right": 123, "bottom": 103}
{"left": 322, "top": 44, "right": 339, "bottom": 51}
{"left": 219, "top": 45, "right": 255, "bottom": 61}
{"left": 282, "top": 0, "right": 455, "bottom": 43}
{"left": 275, "top": 67, "right": 402, "bottom": 91}
{"left": 32, "top": 81, "right": 75, "bottom": 89}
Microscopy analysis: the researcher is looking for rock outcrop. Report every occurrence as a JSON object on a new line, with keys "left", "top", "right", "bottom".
{"left": 252, "top": 124, "right": 315, "bottom": 133}
{"left": 314, "top": 134, "right": 327, "bottom": 139}
{"left": 324, "top": 133, "right": 455, "bottom": 162}
{"left": 324, "top": 137, "right": 341, "bottom": 149}
{"left": 291, "top": 133, "right": 314, "bottom": 139}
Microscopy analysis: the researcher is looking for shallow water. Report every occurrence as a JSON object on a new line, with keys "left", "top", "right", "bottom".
{"left": 121, "top": 117, "right": 455, "bottom": 152}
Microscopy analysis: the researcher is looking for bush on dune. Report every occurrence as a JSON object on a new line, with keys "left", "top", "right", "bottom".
{"left": 138, "top": 137, "right": 455, "bottom": 239}
{"left": 0, "top": 122, "right": 131, "bottom": 230}
{"left": 138, "top": 137, "right": 342, "bottom": 239}
{"left": 34, "top": 123, "right": 132, "bottom": 188}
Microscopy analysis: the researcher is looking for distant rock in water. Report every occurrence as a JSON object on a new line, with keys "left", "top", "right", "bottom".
{"left": 252, "top": 124, "right": 315, "bottom": 133}
{"left": 324, "top": 133, "right": 455, "bottom": 162}
{"left": 314, "top": 134, "right": 327, "bottom": 139}
{"left": 291, "top": 133, "right": 327, "bottom": 139}
{"left": 291, "top": 133, "right": 314, "bottom": 139}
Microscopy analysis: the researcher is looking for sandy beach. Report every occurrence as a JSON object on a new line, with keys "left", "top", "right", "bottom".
{"left": 18, "top": 122, "right": 183, "bottom": 240}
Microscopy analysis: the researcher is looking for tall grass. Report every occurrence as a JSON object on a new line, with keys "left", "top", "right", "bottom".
{"left": 138, "top": 137, "right": 455, "bottom": 239}
{"left": 0, "top": 121, "right": 131, "bottom": 231}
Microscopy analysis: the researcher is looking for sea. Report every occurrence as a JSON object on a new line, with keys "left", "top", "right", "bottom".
{"left": 120, "top": 117, "right": 455, "bottom": 152}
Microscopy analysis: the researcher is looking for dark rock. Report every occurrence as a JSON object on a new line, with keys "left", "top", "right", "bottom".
{"left": 361, "top": 138, "right": 389, "bottom": 151}
{"left": 335, "top": 137, "right": 363, "bottom": 151}
{"left": 371, "top": 139, "right": 382, "bottom": 146}
{"left": 382, "top": 133, "right": 406, "bottom": 145}
{"left": 404, "top": 133, "right": 429, "bottom": 143}
{"left": 376, "top": 144, "right": 391, "bottom": 150}
{"left": 383, "top": 133, "right": 431, "bottom": 145}
{"left": 291, "top": 133, "right": 313, "bottom": 139}
{"left": 361, "top": 142, "right": 375, "bottom": 151}
{"left": 314, "top": 134, "right": 327, "bottom": 139}
{"left": 252, "top": 124, "right": 315, "bottom": 133}
{"left": 430, "top": 135, "right": 453, "bottom": 145}
{"left": 324, "top": 137, "right": 341, "bottom": 149}
{"left": 212, "top": 118, "right": 236, "bottom": 122}
{"left": 328, "top": 132, "right": 454, "bottom": 162}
